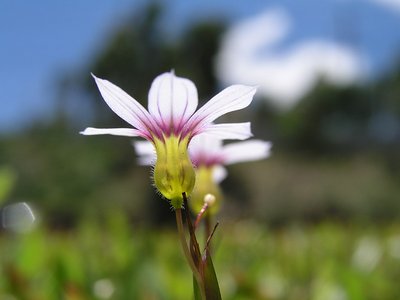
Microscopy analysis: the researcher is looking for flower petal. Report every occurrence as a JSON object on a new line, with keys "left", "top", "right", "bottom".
{"left": 212, "top": 165, "right": 227, "bottom": 183}
{"left": 202, "top": 122, "right": 253, "bottom": 140}
{"left": 133, "top": 140, "right": 155, "bottom": 156}
{"left": 148, "top": 72, "right": 198, "bottom": 133}
{"left": 136, "top": 155, "right": 155, "bottom": 166}
{"left": 189, "top": 133, "right": 222, "bottom": 156}
{"left": 80, "top": 127, "right": 141, "bottom": 137}
{"left": 184, "top": 85, "right": 256, "bottom": 135}
{"left": 222, "top": 140, "right": 272, "bottom": 165}
{"left": 133, "top": 141, "right": 156, "bottom": 165}
{"left": 189, "top": 133, "right": 223, "bottom": 166}
{"left": 92, "top": 74, "right": 158, "bottom": 137}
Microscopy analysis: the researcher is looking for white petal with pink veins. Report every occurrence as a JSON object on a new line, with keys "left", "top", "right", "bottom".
{"left": 185, "top": 85, "right": 256, "bottom": 135}
{"left": 92, "top": 74, "right": 158, "bottom": 136}
{"left": 148, "top": 72, "right": 198, "bottom": 132}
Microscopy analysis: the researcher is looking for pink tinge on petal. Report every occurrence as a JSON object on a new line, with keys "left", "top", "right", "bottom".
{"left": 182, "top": 85, "right": 257, "bottom": 138}
{"left": 92, "top": 74, "right": 161, "bottom": 140}
{"left": 191, "top": 153, "right": 226, "bottom": 168}
{"left": 189, "top": 133, "right": 225, "bottom": 167}
{"left": 148, "top": 72, "right": 198, "bottom": 136}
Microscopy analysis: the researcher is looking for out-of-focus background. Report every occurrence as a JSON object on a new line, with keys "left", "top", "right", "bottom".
{"left": 1, "top": 1, "right": 400, "bottom": 299}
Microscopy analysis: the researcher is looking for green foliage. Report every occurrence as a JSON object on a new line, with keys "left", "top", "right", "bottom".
{"left": 224, "top": 153, "right": 400, "bottom": 224}
{"left": 203, "top": 252, "right": 222, "bottom": 300}
{"left": 0, "top": 167, "right": 16, "bottom": 205}
{"left": 1, "top": 216, "right": 400, "bottom": 299}
{"left": 278, "top": 84, "right": 370, "bottom": 152}
{"left": 0, "top": 122, "right": 154, "bottom": 227}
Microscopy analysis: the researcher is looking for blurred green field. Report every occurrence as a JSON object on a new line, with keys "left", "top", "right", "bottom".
{"left": 2, "top": 213, "right": 400, "bottom": 300}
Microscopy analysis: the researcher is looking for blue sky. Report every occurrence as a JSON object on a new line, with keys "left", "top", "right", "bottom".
{"left": 1, "top": 0, "right": 400, "bottom": 132}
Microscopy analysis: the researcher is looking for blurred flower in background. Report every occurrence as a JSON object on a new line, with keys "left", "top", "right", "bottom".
{"left": 188, "top": 135, "right": 271, "bottom": 215}
{"left": 1, "top": 202, "right": 36, "bottom": 233}
{"left": 0, "top": 167, "right": 36, "bottom": 233}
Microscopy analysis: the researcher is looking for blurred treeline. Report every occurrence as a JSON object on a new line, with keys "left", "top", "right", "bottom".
{"left": 1, "top": 4, "right": 400, "bottom": 228}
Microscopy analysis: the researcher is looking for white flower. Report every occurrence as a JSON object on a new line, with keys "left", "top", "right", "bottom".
{"left": 81, "top": 71, "right": 255, "bottom": 141}
{"left": 81, "top": 71, "right": 257, "bottom": 208}
{"left": 188, "top": 134, "right": 272, "bottom": 182}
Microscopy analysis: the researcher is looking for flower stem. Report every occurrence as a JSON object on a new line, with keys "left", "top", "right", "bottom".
{"left": 175, "top": 208, "right": 206, "bottom": 299}
{"left": 194, "top": 203, "right": 209, "bottom": 229}
{"left": 204, "top": 221, "right": 219, "bottom": 254}
{"left": 205, "top": 214, "right": 211, "bottom": 243}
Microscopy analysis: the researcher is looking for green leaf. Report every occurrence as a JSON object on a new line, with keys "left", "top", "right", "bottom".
{"left": 203, "top": 251, "right": 222, "bottom": 300}
{"left": 183, "top": 193, "right": 202, "bottom": 266}
{"left": 0, "top": 167, "right": 16, "bottom": 205}
{"left": 193, "top": 275, "right": 203, "bottom": 300}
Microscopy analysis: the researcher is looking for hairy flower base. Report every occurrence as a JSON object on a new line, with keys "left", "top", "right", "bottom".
{"left": 153, "top": 135, "right": 195, "bottom": 209}
{"left": 190, "top": 166, "right": 222, "bottom": 215}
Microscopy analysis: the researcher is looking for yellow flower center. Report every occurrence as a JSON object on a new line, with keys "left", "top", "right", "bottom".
{"left": 153, "top": 135, "right": 196, "bottom": 209}
{"left": 190, "top": 166, "right": 222, "bottom": 215}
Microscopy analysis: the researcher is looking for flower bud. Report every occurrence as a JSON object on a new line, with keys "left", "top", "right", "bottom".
{"left": 204, "top": 194, "right": 216, "bottom": 206}
{"left": 190, "top": 166, "right": 222, "bottom": 215}
{"left": 153, "top": 135, "right": 196, "bottom": 209}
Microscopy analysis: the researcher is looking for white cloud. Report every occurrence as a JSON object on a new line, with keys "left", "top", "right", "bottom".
{"left": 216, "top": 8, "right": 368, "bottom": 110}
{"left": 369, "top": 0, "right": 400, "bottom": 12}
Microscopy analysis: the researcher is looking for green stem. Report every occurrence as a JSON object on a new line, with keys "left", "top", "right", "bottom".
{"left": 175, "top": 208, "right": 206, "bottom": 299}
{"left": 205, "top": 214, "right": 211, "bottom": 249}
